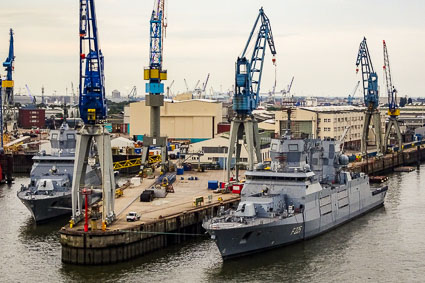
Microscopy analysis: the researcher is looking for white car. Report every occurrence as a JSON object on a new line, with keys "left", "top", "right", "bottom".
{"left": 126, "top": 212, "right": 141, "bottom": 222}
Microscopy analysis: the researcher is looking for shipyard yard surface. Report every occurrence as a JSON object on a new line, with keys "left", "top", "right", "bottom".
{"left": 0, "top": 167, "right": 424, "bottom": 283}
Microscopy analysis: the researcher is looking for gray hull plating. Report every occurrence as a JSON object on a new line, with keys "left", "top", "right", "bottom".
{"left": 204, "top": 137, "right": 388, "bottom": 259}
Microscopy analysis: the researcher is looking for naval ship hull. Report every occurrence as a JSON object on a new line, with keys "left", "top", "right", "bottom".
{"left": 18, "top": 193, "right": 72, "bottom": 223}
{"left": 206, "top": 186, "right": 387, "bottom": 259}
{"left": 17, "top": 169, "right": 102, "bottom": 223}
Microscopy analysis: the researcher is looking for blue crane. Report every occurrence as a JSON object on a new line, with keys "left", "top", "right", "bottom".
{"left": 356, "top": 37, "right": 379, "bottom": 110}
{"left": 355, "top": 37, "right": 383, "bottom": 155}
{"left": 1, "top": 29, "right": 15, "bottom": 135}
{"left": 79, "top": 0, "right": 106, "bottom": 124}
{"left": 3, "top": 28, "right": 14, "bottom": 83}
{"left": 233, "top": 7, "right": 276, "bottom": 116}
{"left": 71, "top": 0, "right": 116, "bottom": 227}
{"left": 141, "top": 0, "right": 168, "bottom": 169}
{"left": 227, "top": 7, "right": 276, "bottom": 182}
{"left": 382, "top": 40, "right": 402, "bottom": 151}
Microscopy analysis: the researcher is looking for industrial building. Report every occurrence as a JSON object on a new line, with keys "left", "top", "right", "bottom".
{"left": 187, "top": 133, "right": 272, "bottom": 169}
{"left": 129, "top": 99, "right": 222, "bottom": 142}
{"left": 275, "top": 106, "right": 386, "bottom": 150}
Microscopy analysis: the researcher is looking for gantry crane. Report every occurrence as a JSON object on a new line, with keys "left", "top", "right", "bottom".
{"left": 382, "top": 40, "right": 402, "bottom": 152}
{"left": 355, "top": 37, "right": 384, "bottom": 155}
{"left": 227, "top": 7, "right": 276, "bottom": 182}
{"left": 71, "top": 0, "right": 116, "bottom": 227}
{"left": 2, "top": 29, "right": 16, "bottom": 134}
{"left": 142, "top": 0, "right": 169, "bottom": 171}
{"left": 347, "top": 80, "right": 360, "bottom": 105}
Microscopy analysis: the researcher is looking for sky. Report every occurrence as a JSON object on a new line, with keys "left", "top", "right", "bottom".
{"left": 1, "top": 0, "right": 425, "bottom": 99}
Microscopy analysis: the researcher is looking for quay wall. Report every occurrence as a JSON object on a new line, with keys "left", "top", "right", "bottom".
{"left": 349, "top": 147, "right": 424, "bottom": 175}
{"left": 60, "top": 198, "right": 238, "bottom": 265}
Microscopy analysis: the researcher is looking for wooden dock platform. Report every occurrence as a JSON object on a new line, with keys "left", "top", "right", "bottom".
{"left": 60, "top": 170, "right": 240, "bottom": 265}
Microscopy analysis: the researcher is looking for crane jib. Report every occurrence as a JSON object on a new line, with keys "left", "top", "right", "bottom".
{"left": 79, "top": 0, "right": 107, "bottom": 124}
{"left": 355, "top": 37, "right": 379, "bottom": 110}
{"left": 234, "top": 8, "right": 277, "bottom": 116}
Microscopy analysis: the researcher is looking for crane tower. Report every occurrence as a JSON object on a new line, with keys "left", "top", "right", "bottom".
{"left": 141, "top": 0, "right": 169, "bottom": 171}
{"left": 71, "top": 0, "right": 116, "bottom": 227}
{"left": 382, "top": 40, "right": 402, "bottom": 151}
{"left": 227, "top": 8, "right": 276, "bottom": 182}
{"left": 355, "top": 37, "right": 384, "bottom": 155}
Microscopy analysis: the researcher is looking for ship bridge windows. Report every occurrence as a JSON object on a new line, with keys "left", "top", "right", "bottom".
{"left": 246, "top": 175, "right": 308, "bottom": 182}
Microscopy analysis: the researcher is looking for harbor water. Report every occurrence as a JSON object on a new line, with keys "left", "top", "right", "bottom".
{"left": 1, "top": 167, "right": 425, "bottom": 282}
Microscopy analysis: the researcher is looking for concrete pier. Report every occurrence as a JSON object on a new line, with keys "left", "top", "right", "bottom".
{"left": 60, "top": 170, "right": 240, "bottom": 265}
{"left": 348, "top": 146, "right": 425, "bottom": 175}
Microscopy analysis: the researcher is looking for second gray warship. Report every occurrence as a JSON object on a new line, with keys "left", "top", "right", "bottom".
{"left": 17, "top": 123, "right": 101, "bottom": 222}
{"left": 203, "top": 134, "right": 388, "bottom": 259}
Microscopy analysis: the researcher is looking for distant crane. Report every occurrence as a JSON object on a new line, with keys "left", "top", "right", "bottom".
{"left": 227, "top": 7, "right": 276, "bottom": 182}
{"left": 127, "top": 86, "right": 137, "bottom": 100}
{"left": 70, "top": 82, "right": 76, "bottom": 105}
{"left": 71, "top": 0, "right": 116, "bottom": 228}
{"left": 166, "top": 79, "right": 174, "bottom": 98}
{"left": 382, "top": 40, "right": 402, "bottom": 151}
{"left": 41, "top": 85, "right": 45, "bottom": 105}
{"left": 2, "top": 28, "right": 16, "bottom": 133}
{"left": 281, "top": 76, "right": 295, "bottom": 106}
{"left": 25, "top": 84, "right": 36, "bottom": 105}
{"left": 141, "top": 0, "right": 168, "bottom": 171}
{"left": 183, "top": 78, "right": 189, "bottom": 92}
{"left": 193, "top": 80, "right": 200, "bottom": 90}
{"left": 347, "top": 80, "right": 360, "bottom": 105}
{"left": 355, "top": 37, "right": 383, "bottom": 155}
{"left": 202, "top": 73, "right": 210, "bottom": 98}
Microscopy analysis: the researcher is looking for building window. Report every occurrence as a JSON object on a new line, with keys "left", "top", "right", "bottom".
{"left": 202, "top": 146, "right": 228, "bottom": 154}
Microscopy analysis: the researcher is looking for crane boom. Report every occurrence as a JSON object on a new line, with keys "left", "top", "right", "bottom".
{"left": 141, "top": 0, "right": 168, "bottom": 170}
{"left": 228, "top": 7, "right": 277, "bottom": 182}
{"left": 347, "top": 80, "right": 360, "bottom": 105}
{"left": 383, "top": 40, "right": 399, "bottom": 116}
{"left": 25, "top": 84, "right": 36, "bottom": 104}
{"left": 202, "top": 73, "right": 210, "bottom": 92}
{"left": 184, "top": 79, "right": 189, "bottom": 92}
{"left": 287, "top": 76, "right": 294, "bottom": 94}
{"left": 355, "top": 37, "right": 379, "bottom": 110}
{"left": 234, "top": 7, "right": 276, "bottom": 115}
{"left": 2, "top": 28, "right": 16, "bottom": 133}
{"left": 3, "top": 29, "right": 14, "bottom": 82}
{"left": 72, "top": 0, "right": 116, "bottom": 227}
{"left": 382, "top": 40, "right": 402, "bottom": 152}
{"left": 79, "top": 0, "right": 107, "bottom": 124}
{"left": 355, "top": 37, "right": 383, "bottom": 155}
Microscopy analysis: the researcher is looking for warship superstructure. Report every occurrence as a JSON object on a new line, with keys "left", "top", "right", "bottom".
{"left": 203, "top": 135, "right": 388, "bottom": 259}
{"left": 17, "top": 123, "right": 101, "bottom": 222}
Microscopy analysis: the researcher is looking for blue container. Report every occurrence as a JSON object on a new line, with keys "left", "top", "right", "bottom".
{"left": 208, "top": 180, "right": 219, "bottom": 190}
{"left": 177, "top": 167, "right": 184, "bottom": 175}
{"left": 135, "top": 148, "right": 142, "bottom": 154}
{"left": 183, "top": 164, "right": 192, "bottom": 171}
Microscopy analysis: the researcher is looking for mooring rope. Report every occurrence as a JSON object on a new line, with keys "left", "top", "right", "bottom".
{"left": 120, "top": 230, "right": 205, "bottom": 236}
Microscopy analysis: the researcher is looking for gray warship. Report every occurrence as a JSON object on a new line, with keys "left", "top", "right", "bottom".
{"left": 17, "top": 123, "right": 101, "bottom": 222}
{"left": 203, "top": 135, "right": 388, "bottom": 259}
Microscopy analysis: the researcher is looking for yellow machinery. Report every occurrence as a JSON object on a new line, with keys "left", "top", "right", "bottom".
{"left": 113, "top": 158, "right": 141, "bottom": 170}
{"left": 193, "top": 196, "right": 204, "bottom": 207}
{"left": 115, "top": 188, "right": 124, "bottom": 198}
